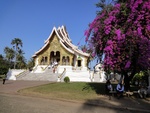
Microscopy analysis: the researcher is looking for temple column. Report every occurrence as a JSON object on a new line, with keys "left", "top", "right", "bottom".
{"left": 39, "top": 57, "right": 41, "bottom": 65}
{"left": 60, "top": 55, "right": 62, "bottom": 65}
{"left": 48, "top": 55, "right": 50, "bottom": 65}
{"left": 70, "top": 56, "right": 73, "bottom": 66}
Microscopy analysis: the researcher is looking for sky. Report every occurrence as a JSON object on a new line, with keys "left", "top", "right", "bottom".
{"left": 0, "top": 0, "right": 99, "bottom": 67}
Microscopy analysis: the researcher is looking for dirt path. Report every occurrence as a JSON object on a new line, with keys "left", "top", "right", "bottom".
{"left": 0, "top": 80, "right": 50, "bottom": 94}
{"left": 0, "top": 93, "right": 141, "bottom": 113}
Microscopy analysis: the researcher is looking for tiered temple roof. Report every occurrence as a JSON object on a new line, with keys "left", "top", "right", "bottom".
{"left": 33, "top": 26, "right": 89, "bottom": 58}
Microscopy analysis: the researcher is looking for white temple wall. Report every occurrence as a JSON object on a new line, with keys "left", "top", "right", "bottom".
{"left": 82, "top": 57, "right": 85, "bottom": 67}
{"left": 74, "top": 55, "right": 77, "bottom": 67}
{"left": 6, "top": 69, "right": 26, "bottom": 80}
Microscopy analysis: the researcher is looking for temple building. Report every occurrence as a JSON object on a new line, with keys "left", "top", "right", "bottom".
{"left": 6, "top": 26, "right": 107, "bottom": 82}
{"left": 32, "top": 25, "right": 90, "bottom": 72}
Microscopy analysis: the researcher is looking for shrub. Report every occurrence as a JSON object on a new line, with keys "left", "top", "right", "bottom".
{"left": 64, "top": 76, "right": 70, "bottom": 83}
{"left": 131, "top": 71, "right": 148, "bottom": 86}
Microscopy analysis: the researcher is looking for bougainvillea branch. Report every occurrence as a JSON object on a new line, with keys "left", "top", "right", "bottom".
{"left": 85, "top": 0, "right": 150, "bottom": 73}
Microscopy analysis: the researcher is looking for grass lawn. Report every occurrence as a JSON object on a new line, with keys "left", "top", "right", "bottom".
{"left": 18, "top": 82, "right": 109, "bottom": 101}
{"left": 18, "top": 82, "right": 138, "bottom": 101}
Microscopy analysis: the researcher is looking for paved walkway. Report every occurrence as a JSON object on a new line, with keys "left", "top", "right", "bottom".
{"left": 0, "top": 80, "right": 50, "bottom": 94}
{"left": 0, "top": 80, "right": 150, "bottom": 112}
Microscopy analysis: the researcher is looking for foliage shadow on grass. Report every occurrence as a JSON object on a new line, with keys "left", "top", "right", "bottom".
{"left": 82, "top": 82, "right": 118, "bottom": 95}
{"left": 82, "top": 83, "right": 106, "bottom": 95}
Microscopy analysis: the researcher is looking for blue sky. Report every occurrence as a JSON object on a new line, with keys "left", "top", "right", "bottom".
{"left": 0, "top": 0, "right": 99, "bottom": 67}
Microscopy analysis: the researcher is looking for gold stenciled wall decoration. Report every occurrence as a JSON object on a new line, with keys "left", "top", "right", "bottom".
{"left": 36, "top": 32, "right": 74, "bottom": 66}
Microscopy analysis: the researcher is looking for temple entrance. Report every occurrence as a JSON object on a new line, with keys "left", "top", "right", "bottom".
{"left": 56, "top": 51, "right": 60, "bottom": 63}
{"left": 62, "top": 56, "right": 70, "bottom": 65}
{"left": 77, "top": 56, "right": 82, "bottom": 67}
{"left": 50, "top": 51, "right": 60, "bottom": 65}
{"left": 40, "top": 56, "right": 48, "bottom": 65}
{"left": 77, "top": 60, "right": 81, "bottom": 67}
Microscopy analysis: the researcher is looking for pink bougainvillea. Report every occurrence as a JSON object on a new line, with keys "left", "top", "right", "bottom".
{"left": 85, "top": 0, "right": 150, "bottom": 73}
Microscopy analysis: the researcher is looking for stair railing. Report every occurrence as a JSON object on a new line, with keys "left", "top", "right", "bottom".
{"left": 42, "top": 65, "right": 49, "bottom": 71}
{"left": 32, "top": 65, "right": 38, "bottom": 73}
{"left": 16, "top": 70, "right": 29, "bottom": 78}
{"left": 57, "top": 68, "right": 66, "bottom": 82}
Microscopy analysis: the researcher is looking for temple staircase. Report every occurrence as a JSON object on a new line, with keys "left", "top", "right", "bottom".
{"left": 16, "top": 65, "right": 106, "bottom": 82}
{"left": 16, "top": 67, "right": 58, "bottom": 81}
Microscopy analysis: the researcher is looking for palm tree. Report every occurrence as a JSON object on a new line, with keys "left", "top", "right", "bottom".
{"left": 16, "top": 49, "right": 26, "bottom": 69}
{"left": 11, "top": 38, "right": 23, "bottom": 69}
{"left": 96, "top": 0, "right": 113, "bottom": 14}
{"left": 4, "top": 47, "right": 15, "bottom": 61}
{"left": 17, "top": 55, "right": 26, "bottom": 69}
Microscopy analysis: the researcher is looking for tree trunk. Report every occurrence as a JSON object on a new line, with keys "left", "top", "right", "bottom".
{"left": 128, "top": 66, "right": 137, "bottom": 82}
{"left": 124, "top": 72, "right": 130, "bottom": 91}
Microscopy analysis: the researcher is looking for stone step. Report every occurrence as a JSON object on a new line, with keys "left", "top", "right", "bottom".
{"left": 17, "top": 70, "right": 59, "bottom": 81}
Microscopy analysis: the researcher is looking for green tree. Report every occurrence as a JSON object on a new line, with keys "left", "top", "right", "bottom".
{"left": 16, "top": 49, "right": 26, "bottom": 69}
{"left": 96, "top": 0, "right": 113, "bottom": 14}
{"left": 11, "top": 38, "right": 23, "bottom": 69}
{"left": 4, "top": 47, "right": 15, "bottom": 61}
{"left": 0, "top": 54, "right": 10, "bottom": 75}
{"left": 27, "top": 58, "right": 35, "bottom": 71}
